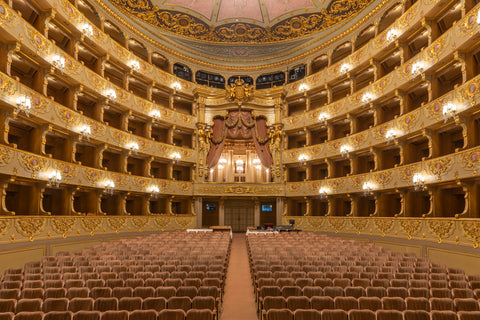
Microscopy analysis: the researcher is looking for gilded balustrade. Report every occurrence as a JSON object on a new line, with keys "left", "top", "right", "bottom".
{"left": 283, "top": 72, "right": 480, "bottom": 163}
{"left": 283, "top": 0, "right": 450, "bottom": 98}
{"left": 0, "top": 71, "right": 196, "bottom": 163}
{"left": 0, "top": 145, "right": 194, "bottom": 196}
{"left": 283, "top": 216, "right": 480, "bottom": 249}
{"left": 283, "top": 11, "right": 480, "bottom": 132}
{"left": 45, "top": 0, "right": 195, "bottom": 96}
{"left": 285, "top": 145, "right": 480, "bottom": 196}
{"left": 0, "top": 1, "right": 196, "bottom": 131}
{"left": 0, "top": 215, "right": 195, "bottom": 244}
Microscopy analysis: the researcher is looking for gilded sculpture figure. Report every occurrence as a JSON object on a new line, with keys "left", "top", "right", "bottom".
{"left": 226, "top": 78, "right": 253, "bottom": 104}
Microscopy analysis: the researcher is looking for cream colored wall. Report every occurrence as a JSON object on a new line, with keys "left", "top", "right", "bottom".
{"left": 427, "top": 248, "right": 480, "bottom": 275}
{"left": 0, "top": 246, "right": 46, "bottom": 274}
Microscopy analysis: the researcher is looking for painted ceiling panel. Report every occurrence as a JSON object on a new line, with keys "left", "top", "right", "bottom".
{"left": 264, "top": 0, "right": 315, "bottom": 21}
{"left": 217, "top": 0, "right": 263, "bottom": 22}
{"left": 164, "top": 0, "right": 216, "bottom": 19}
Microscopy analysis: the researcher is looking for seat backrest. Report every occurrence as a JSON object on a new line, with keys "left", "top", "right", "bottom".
{"left": 302, "top": 286, "right": 323, "bottom": 298}
{"left": 118, "top": 297, "right": 142, "bottom": 311}
{"left": 382, "top": 297, "right": 406, "bottom": 311}
{"left": 334, "top": 296, "right": 358, "bottom": 311}
{"left": 100, "top": 310, "right": 129, "bottom": 320}
{"left": 156, "top": 287, "right": 177, "bottom": 299}
{"left": 358, "top": 297, "right": 382, "bottom": 311}
{"left": 376, "top": 310, "right": 403, "bottom": 320}
{"left": 43, "top": 311, "right": 73, "bottom": 320}
{"left": 321, "top": 309, "right": 347, "bottom": 320}
{"left": 348, "top": 309, "right": 376, "bottom": 320}
{"left": 16, "top": 299, "right": 43, "bottom": 313}
{"left": 266, "top": 308, "right": 293, "bottom": 320}
{"left": 167, "top": 297, "right": 191, "bottom": 312}
{"left": 43, "top": 298, "right": 69, "bottom": 312}
{"left": 72, "top": 311, "right": 101, "bottom": 320}
{"left": 68, "top": 298, "right": 94, "bottom": 312}
{"left": 310, "top": 296, "right": 334, "bottom": 311}
{"left": 430, "top": 298, "right": 455, "bottom": 311}
{"left": 431, "top": 310, "right": 459, "bottom": 320}
{"left": 455, "top": 298, "right": 480, "bottom": 311}
{"left": 191, "top": 296, "right": 215, "bottom": 311}
{"left": 158, "top": 309, "right": 186, "bottom": 320}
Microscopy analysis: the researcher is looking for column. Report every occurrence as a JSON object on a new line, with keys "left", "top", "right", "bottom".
{"left": 219, "top": 198, "right": 225, "bottom": 225}
{"left": 276, "top": 197, "right": 284, "bottom": 225}
{"left": 254, "top": 199, "right": 260, "bottom": 227}
{"left": 195, "top": 197, "right": 203, "bottom": 227}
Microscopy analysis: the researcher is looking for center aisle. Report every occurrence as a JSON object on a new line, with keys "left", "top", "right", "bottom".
{"left": 221, "top": 233, "right": 258, "bottom": 320}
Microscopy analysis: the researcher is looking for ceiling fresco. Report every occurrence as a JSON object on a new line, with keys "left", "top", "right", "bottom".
{"left": 106, "top": 0, "right": 375, "bottom": 43}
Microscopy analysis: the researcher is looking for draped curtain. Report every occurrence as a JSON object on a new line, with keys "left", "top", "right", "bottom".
{"left": 206, "top": 111, "right": 273, "bottom": 168}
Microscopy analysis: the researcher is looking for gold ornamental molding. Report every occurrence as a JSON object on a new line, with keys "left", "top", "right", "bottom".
{"left": 283, "top": 73, "right": 480, "bottom": 164}
{"left": 0, "top": 215, "right": 195, "bottom": 244}
{"left": 284, "top": 216, "right": 480, "bottom": 249}
{"left": 194, "top": 183, "right": 285, "bottom": 197}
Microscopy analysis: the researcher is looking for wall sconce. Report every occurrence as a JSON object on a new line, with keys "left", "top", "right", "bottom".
{"left": 385, "top": 128, "right": 398, "bottom": 141}
{"left": 386, "top": 28, "right": 399, "bottom": 42}
{"left": 340, "top": 145, "right": 352, "bottom": 157}
{"left": 413, "top": 173, "right": 426, "bottom": 191}
{"left": 362, "top": 92, "right": 373, "bottom": 103}
{"left": 105, "top": 89, "right": 117, "bottom": 100}
{"left": 319, "top": 186, "right": 330, "bottom": 199}
{"left": 45, "top": 170, "right": 62, "bottom": 188}
{"left": 442, "top": 102, "right": 457, "bottom": 122}
{"left": 78, "top": 124, "right": 91, "bottom": 139}
{"left": 340, "top": 63, "right": 351, "bottom": 74}
{"left": 318, "top": 112, "right": 329, "bottom": 123}
{"left": 298, "top": 83, "right": 308, "bottom": 93}
{"left": 171, "top": 152, "right": 181, "bottom": 163}
{"left": 219, "top": 158, "right": 227, "bottom": 165}
{"left": 103, "top": 179, "right": 115, "bottom": 195}
{"left": 150, "top": 109, "right": 161, "bottom": 121}
{"left": 125, "top": 141, "right": 139, "bottom": 153}
{"left": 411, "top": 61, "right": 425, "bottom": 75}
{"left": 477, "top": 10, "right": 480, "bottom": 24}
{"left": 15, "top": 95, "right": 32, "bottom": 116}
{"left": 128, "top": 60, "right": 140, "bottom": 72}
{"left": 218, "top": 164, "right": 224, "bottom": 170}
{"left": 82, "top": 23, "right": 93, "bottom": 37}
{"left": 172, "top": 82, "right": 182, "bottom": 94}
{"left": 362, "top": 181, "right": 375, "bottom": 194}
{"left": 298, "top": 154, "right": 309, "bottom": 165}
{"left": 147, "top": 185, "right": 160, "bottom": 194}
{"left": 52, "top": 55, "right": 65, "bottom": 71}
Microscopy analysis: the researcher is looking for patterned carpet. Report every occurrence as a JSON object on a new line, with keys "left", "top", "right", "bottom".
{"left": 221, "top": 233, "right": 258, "bottom": 320}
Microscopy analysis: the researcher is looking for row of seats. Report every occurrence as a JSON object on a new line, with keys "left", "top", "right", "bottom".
{"left": 0, "top": 309, "right": 214, "bottom": 320}
{"left": 264, "top": 308, "right": 480, "bottom": 320}
{"left": 1, "top": 231, "right": 231, "bottom": 320}
{"left": 247, "top": 232, "right": 475, "bottom": 320}
{"left": 260, "top": 295, "right": 480, "bottom": 313}
{"left": 257, "top": 285, "right": 480, "bottom": 300}
{"left": 0, "top": 296, "right": 216, "bottom": 313}
{"left": 0, "top": 285, "right": 221, "bottom": 300}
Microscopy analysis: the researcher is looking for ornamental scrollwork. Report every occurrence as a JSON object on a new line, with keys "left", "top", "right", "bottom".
{"left": 15, "top": 217, "right": 46, "bottom": 240}
{"left": 0, "top": 146, "right": 13, "bottom": 166}
{"left": 0, "top": 219, "right": 10, "bottom": 236}
{"left": 427, "top": 219, "right": 455, "bottom": 243}
{"left": 80, "top": 217, "right": 102, "bottom": 235}
{"left": 131, "top": 217, "right": 148, "bottom": 230}
{"left": 153, "top": 216, "right": 171, "bottom": 230}
{"left": 19, "top": 154, "right": 47, "bottom": 176}
{"left": 460, "top": 220, "right": 480, "bottom": 247}
{"left": 51, "top": 217, "right": 75, "bottom": 236}
{"left": 108, "top": 0, "right": 374, "bottom": 43}
{"left": 175, "top": 217, "right": 193, "bottom": 230}
{"left": 373, "top": 218, "right": 394, "bottom": 236}
{"left": 461, "top": 151, "right": 480, "bottom": 173}
{"left": 350, "top": 218, "right": 369, "bottom": 234}
{"left": 399, "top": 219, "right": 423, "bottom": 239}
{"left": 107, "top": 217, "right": 127, "bottom": 232}
{"left": 328, "top": 217, "right": 347, "bottom": 232}
{"left": 305, "top": 217, "right": 325, "bottom": 231}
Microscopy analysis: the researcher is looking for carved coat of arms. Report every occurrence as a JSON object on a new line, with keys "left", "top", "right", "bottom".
{"left": 226, "top": 78, "right": 253, "bottom": 105}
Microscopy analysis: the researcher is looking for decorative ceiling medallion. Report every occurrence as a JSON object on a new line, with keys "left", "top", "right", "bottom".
{"left": 107, "top": 0, "right": 374, "bottom": 43}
